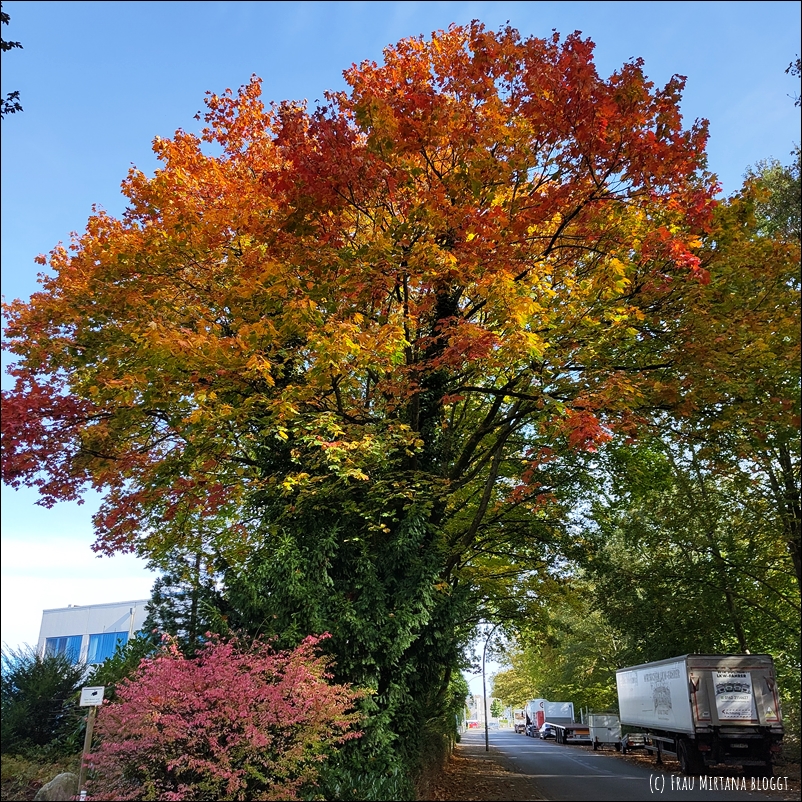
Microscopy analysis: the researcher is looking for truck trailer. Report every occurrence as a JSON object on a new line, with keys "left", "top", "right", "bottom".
{"left": 616, "top": 654, "right": 783, "bottom": 776}
{"left": 524, "top": 699, "right": 586, "bottom": 741}
{"left": 540, "top": 701, "right": 585, "bottom": 742}
{"left": 546, "top": 719, "right": 591, "bottom": 744}
{"left": 588, "top": 714, "right": 622, "bottom": 750}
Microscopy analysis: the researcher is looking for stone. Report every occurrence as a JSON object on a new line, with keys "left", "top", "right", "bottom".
{"left": 33, "top": 772, "right": 79, "bottom": 801}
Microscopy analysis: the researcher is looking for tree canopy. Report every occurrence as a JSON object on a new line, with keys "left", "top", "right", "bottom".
{"left": 2, "top": 21, "right": 717, "bottom": 563}
{"left": 3, "top": 20, "right": 798, "bottom": 794}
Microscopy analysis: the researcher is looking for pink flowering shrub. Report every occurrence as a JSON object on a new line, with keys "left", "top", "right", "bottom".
{"left": 87, "top": 634, "right": 362, "bottom": 801}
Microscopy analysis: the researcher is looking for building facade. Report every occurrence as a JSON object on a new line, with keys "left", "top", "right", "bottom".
{"left": 37, "top": 599, "right": 150, "bottom": 665}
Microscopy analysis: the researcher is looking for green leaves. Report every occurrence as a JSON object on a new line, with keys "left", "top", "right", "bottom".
{"left": 1, "top": 646, "right": 85, "bottom": 754}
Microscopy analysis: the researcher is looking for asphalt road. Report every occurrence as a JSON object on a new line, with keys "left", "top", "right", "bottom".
{"left": 462, "top": 729, "right": 787, "bottom": 801}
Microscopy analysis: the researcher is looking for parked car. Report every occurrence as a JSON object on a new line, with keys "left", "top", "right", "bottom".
{"left": 539, "top": 724, "right": 556, "bottom": 740}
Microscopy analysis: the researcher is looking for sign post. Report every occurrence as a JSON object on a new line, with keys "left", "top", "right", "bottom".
{"left": 78, "top": 686, "right": 105, "bottom": 801}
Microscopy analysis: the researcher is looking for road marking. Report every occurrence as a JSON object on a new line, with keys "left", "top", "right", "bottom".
{"left": 523, "top": 775, "right": 643, "bottom": 779}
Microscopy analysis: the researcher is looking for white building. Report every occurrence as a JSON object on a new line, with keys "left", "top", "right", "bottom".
{"left": 37, "top": 599, "right": 150, "bottom": 665}
{"left": 468, "top": 694, "right": 502, "bottom": 723}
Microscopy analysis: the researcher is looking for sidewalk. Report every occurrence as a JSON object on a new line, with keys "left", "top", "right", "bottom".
{"left": 421, "top": 731, "right": 545, "bottom": 801}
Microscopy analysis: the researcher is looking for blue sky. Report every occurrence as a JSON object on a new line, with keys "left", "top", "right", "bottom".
{"left": 1, "top": 1, "right": 800, "bottom": 679}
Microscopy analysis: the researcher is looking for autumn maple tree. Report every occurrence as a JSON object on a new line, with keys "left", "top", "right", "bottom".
{"left": 3, "top": 22, "right": 729, "bottom": 792}
{"left": 1, "top": 22, "right": 717, "bottom": 552}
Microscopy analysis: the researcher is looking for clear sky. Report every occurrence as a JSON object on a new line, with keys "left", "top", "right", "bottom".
{"left": 2, "top": 1, "right": 800, "bottom": 671}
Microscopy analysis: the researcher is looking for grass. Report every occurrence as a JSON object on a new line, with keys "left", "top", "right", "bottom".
{"left": 0, "top": 751, "right": 81, "bottom": 802}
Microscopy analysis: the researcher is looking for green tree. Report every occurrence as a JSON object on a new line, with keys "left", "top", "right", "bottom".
{"left": 499, "top": 583, "right": 626, "bottom": 714}
{"left": 745, "top": 148, "right": 801, "bottom": 241}
{"left": 620, "top": 179, "right": 800, "bottom": 592}
{"left": 491, "top": 666, "right": 534, "bottom": 710}
{"left": 581, "top": 439, "right": 799, "bottom": 660}
{"left": 1, "top": 646, "right": 84, "bottom": 753}
{"left": 143, "top": 550, "right": 228, "bottom": 654}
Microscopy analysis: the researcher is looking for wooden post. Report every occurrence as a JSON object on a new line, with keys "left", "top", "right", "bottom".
{"left": 78, "top": 705, "right": 97, "bottom": 800}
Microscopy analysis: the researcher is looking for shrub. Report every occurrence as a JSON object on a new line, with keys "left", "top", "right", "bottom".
{"left": 88, "top": 631, "right": 158, "bottom": 703}
{"left": 87, "top": 634, "right": 362, "bottom": 801}
{"left": 1, "top": 645, "right": 85, "bottom": 754}
{"left": 0, "top": 750, "right": 81, "bottom": 801}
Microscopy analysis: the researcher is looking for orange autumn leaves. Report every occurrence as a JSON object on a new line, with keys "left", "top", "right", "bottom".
{"left": 2, "top": 22, "right": 722, "bottom": 557}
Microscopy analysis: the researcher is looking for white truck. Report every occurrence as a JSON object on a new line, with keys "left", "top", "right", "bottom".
{"left": 524, "top": 698, "right": 545, "bottom": 736}
{"left": 512, "top": 708, "right": 526, "bottom": 734}
{"left": 524, "top": 699, "right": 588, "bottom": 742}
{"left": 542, "top": 701, "right": 574, "bottom": 725}
{"left": 616, "top": 654, "right": 783, "bottom": 776}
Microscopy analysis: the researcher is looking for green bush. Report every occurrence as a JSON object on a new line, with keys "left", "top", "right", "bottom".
{"left": 87, "top": 632, "right": 157, "bottom": 702}
{"left": 317, "top": 751, "right": 413, "bottom": 802}
{"left": 0, "top": 750, "right": 81, "bottom": 802}
{"left": 1, "top": 645, "right": 85, "bottom": 754}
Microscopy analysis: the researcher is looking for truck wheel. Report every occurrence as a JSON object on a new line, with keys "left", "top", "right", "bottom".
{"left": 678, "top": 741, "right": 703, "bottom": 776}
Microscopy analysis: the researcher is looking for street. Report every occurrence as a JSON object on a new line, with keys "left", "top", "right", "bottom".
{"left": 456, "top": 729, "right": 787, "bottom": 801}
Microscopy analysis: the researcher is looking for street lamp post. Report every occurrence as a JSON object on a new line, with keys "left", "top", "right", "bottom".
{"left": 482, "top": 622, "right": 501, "bottom": 752}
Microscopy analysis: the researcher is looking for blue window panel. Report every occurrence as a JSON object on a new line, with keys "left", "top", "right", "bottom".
{"left": 44, "top": 635, "right": 83, "bottom": 664}
{"left": 87, "top": 631, "right": 129, "bottom": 664}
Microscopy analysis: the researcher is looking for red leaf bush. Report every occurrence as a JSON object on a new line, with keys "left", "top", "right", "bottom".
{"left": 87, "top": 634, "right": 362, "bottom": 801}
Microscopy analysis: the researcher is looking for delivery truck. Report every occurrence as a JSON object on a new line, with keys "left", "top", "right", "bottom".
{"left": 512, "top": 709, "right": 526, "bottom": 734}
{"left": 616, "top": 654, "right": 783, "bottom": 776}
{"left": 524, "top": 698, "right": 545, "bottom": 736}
{"left": 524, "top": 699, "right": 580, "bottom": 738}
